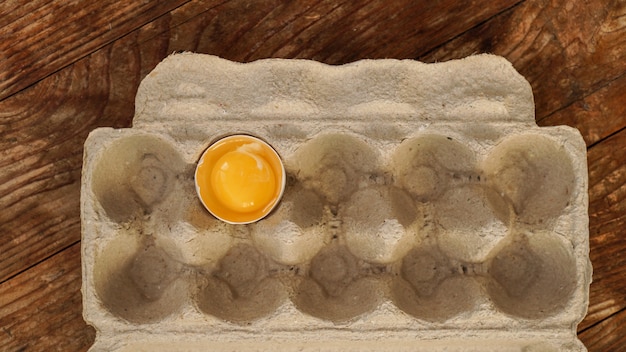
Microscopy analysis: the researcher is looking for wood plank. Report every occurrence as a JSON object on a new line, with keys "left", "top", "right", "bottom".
{"left": 539, "top": 73, "right": 626, "bottom": 147}
{"left": 0, "top": 49, "right": 131, "bottom": 282}
{"left": 0, "top": 243, "right": 94, "bottom": 352}
{"left": 577, "top": 128, "right": 626, "bottom": 337}
{"left": 579, "top": 307, "right": 626, "bottom": 352}
{"left": 419, "top": 0, "right": 626, "bottom": 121}
{"left": 164, "top": 0, "right": 522, "bottom": 63}
{"left": 0, "top": 0, "right": 189, "bottom": 101}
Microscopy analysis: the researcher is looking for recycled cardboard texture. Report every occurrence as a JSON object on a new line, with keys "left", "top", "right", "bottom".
{"left": 81, "top": 53, "right": 591, "bottom": 351}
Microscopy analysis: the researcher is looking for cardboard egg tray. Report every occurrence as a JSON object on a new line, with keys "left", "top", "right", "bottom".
{"left": 81, "top": 53, "right": 591, "bottom": 351}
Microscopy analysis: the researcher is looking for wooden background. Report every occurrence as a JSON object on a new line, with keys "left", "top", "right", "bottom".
{"left": 1, "top": 0, "right": 625, "bottom": 351}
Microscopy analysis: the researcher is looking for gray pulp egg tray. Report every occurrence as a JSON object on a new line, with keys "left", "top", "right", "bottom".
{"left": 81, "top": 53, "right": 591, "bottom": 351}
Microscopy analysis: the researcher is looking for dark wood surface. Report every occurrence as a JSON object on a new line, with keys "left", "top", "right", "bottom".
{"left": 1, "top": 1, "right": 625, "bottom": 351}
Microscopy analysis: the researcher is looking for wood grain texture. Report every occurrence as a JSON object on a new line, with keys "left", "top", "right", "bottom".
{"left": 0, "top": 243, "right": 94, "bottom": 351}
{"left": 579, "top": 127, "right": 626, "bottom": 331}
{"left": 1, "top": 0, "right": 625, "bottom": 351}
{"left": 540, "top": 74, "right": 626, "bottom": 147}
{"left": 0, "top": 46, "right": 133, "bottom": 283}
{"left": 580, "top": 306, "right": 626, "bottom": 351}
{"left": 0, "top": 0, "right": 191, "bottom": 100}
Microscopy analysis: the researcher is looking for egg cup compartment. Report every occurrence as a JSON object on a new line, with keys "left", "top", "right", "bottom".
{"left": 93, "top": 232, "right": 189, "bottom": 324}
{"left": 486, "top": 230, "right": 578, "bottom": 319}
{"left": 292, "top": 245, "right": 385, "bottom": 322}
{"left": 391, "top": 244, "right": 484, "bottom": 322}
{"left": 81, "top": 53, "right": 590, "bottom": 351}
{"left": 195, "top": 243, "right": 288, "bottom": 323}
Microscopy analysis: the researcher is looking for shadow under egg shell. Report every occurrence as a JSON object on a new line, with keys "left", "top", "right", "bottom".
{"left": 286, "top": 186, "right": 325, "bottom": 228}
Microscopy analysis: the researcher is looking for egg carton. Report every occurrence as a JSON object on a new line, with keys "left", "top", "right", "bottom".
{"left": 81, "top": 53, "right": 591, "bottom": 351}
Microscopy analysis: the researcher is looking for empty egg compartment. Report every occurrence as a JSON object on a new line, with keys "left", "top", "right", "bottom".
{"left": 81, "top": 54, "right": 590, "bottom": 351}
{"left": 83, "top": 131, "right": 191, "bottom": 325}
{"left": 390, "top": 129, "right": 585, "bottom": 321}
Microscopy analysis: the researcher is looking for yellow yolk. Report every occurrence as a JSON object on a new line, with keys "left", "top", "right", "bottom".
{"left": 210, "top": 149, "right": 276, "bottom": 213}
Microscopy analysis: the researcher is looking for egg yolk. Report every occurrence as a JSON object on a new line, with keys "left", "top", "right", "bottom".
{"left": 210, "top": 148, "right": 276, "bottom": 213}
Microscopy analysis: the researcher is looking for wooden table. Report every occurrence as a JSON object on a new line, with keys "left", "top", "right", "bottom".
{"left": 1, "top": 1, "right": 625, "bottom": 351}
